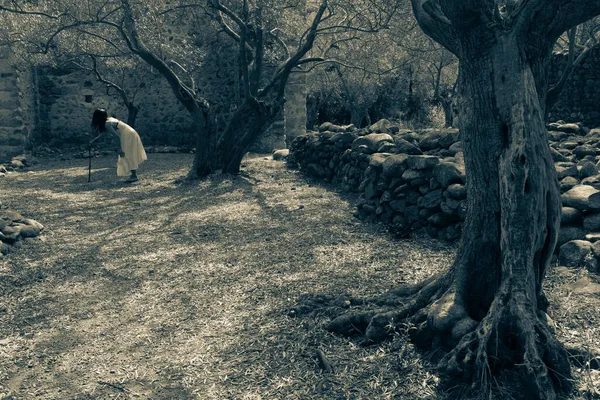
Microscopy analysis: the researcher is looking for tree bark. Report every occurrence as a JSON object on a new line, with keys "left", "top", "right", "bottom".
{"left": 187, "top": 109, "right": 216, "bottom": 179}
{"left": 350, "top": 107, "right": 366, "bottom": 128}
{"left": 440, "top": 97, "right": 453, "bottom": 127}
{"left": 126, "top": 104, "right": 139, "bottom": 128}
{"left": 218, "top": 98, "right": 280, "bottom": 174}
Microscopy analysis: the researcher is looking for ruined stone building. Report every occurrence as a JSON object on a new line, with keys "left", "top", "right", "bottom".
{"left": 547, "top": 46, "right": 600, "bottom": 127}
{"left": 0, "top": 42, "right": 308, "bottom": 163}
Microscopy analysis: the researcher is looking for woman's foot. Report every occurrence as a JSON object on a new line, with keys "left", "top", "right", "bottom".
{"left": 126, "top": 170, "right": 139, "bottom": 182}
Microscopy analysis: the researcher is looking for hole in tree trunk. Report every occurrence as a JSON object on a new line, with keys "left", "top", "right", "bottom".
{"left": 520, "top": 155, "right": 526, "bottom": 165}
{"left": 501, "top": 124, "right": 510, "bottom": 148}
{"left": 524, "top": 178, "right": 531, "bottom": 194}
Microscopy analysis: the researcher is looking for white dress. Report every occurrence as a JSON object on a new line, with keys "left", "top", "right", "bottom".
{"left": 105, "top": 117, "right": 147, "bottom": 176}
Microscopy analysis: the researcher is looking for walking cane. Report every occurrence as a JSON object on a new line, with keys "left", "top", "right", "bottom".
{"left": 88, "top": 142, "right": 92, "bottom": 183}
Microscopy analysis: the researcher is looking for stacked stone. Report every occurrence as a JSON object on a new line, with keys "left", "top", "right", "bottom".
{"left": 548, "top": 46, "right": 600, "bottom": 128}
{"left": 289, "top": 120, "right": 464, "bottom": 240}
{"left": 0, "top": 209, "right": 44, "bottom": 257}
{"left": 353, "top": 150, "right": 465, "bottom": 241}
{"left": 0, "top": 154, "right": 37, "bottom": 176}
{"left": 287, "top": 122, "right": 358, "bottom": 184}
{"left": 290, "top": 119, "right": 600, "bottom": 274}
{"left": 552, "top": 123, "right": 600, "bottom": 272}
{"left": 0, "top": 49, "right": 27, "bottom": 162}
{"left": 548, "top": 121, "right": 600, "bottom": 271}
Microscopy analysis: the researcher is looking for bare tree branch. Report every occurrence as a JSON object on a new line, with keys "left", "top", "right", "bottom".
{"left": 0, "top": 5, "right": 66, "bottom": 19}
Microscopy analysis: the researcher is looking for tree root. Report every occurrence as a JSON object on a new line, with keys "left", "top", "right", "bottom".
{"left": 438, "top": 292, "right": 571, "bottom": 399}
{"left": 323, "top": 275, "right": 572, "bottom": 399}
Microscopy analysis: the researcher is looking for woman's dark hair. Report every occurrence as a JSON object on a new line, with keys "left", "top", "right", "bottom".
{"left": 91, "top": 109, "right": 108, "bottom": 132}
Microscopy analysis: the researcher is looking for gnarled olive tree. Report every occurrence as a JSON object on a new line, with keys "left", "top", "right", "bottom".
{"left": 327, "top": 1, "right": 600, "bottom": 399}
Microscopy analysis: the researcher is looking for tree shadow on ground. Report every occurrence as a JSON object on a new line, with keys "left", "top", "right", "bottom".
{"left": 0, "top": 153, "right": 458, "bottom": 399}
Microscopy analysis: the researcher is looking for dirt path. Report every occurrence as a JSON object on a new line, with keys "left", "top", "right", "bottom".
{"left": 0, "top": 153, "right": 456, "bottom": 399}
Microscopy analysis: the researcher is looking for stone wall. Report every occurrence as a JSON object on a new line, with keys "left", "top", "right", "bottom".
{"left": 0, "top": 47, "right": 37, "bottom": 163}
{"left": 289, "top": 121, "right": 465, "bottom": 241}
{"left": 5, "top": 55, "right": 305, "bottom": 153}
{"left": 35, "top": 66, "right": 197, "bottom": 147}
{"left": 548, "top": 46, "right": 600, "bottom": 128}
{"left": 288, "top": 120, "right": 600, "bottom": 271}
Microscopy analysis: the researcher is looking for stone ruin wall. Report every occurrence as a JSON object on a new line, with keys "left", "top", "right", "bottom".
{"left": 0, "top": 47, "right": 35, "bottom": 160}
{"left": 0, "top": 51, "right": 307, "bottom": 161}
{"left": 289, "top": 120, "right": 600, "bottom": 272}
{"left": 35, "top": 67, "right": 196, "bottom": 148}
{"left": 548, "top": 46, "right": 600, "bottom": 128}
{"left": 0, "top": 28, "right": 311, "bottom": 160}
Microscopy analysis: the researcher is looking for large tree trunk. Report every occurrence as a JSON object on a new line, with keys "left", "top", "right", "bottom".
{"left": 219, "top": 98, "right": 280, "bottom": 174}
{"left": 326, "top": 30, "right": 568, "bottom": 400}
{"left": 187, "top": 109, "right": 217, "bottom": 179}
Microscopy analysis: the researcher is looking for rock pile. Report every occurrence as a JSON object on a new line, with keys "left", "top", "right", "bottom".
{"left": 0, "top": 209, "right": 44, "bottom": 256}
{"left": 289, "top": 119, "right": 600, "bottom": 271}
{"left": 289, "top": 121, "right": 464, "bottom": 241}
{"left": 0, "top": 154, "right": 37, "bottom": 176}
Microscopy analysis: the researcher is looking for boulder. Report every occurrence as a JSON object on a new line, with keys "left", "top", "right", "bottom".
{"left": 369, "top": 119, "right": 394, "bottom": 133}
{"left": 382, "top": 154, "right": 409, "bottom": 178}
{"left": 352, "top": 133, "right": 395, "bottom": 153}
{"left": 547, "top": 122, "right": 561, "bottom": 129}
{"left": 418, "top": 189, "right": 443, "bottom": 209}
{"left": 581, "top": 174, "right": 600, "bottom": 190}
{"left": 446, "top": 183, "right": 467, "bottom": 200}
{"left": 561, "top": 185, "right": 600, "bottom": 211}
{"left": 559, "top": 240, "right": 592, "bottom": 268}
{"left": 406, "top": 155, "right": 440, "bottom": 170}
{"left": 592, "top": 240, "right": 600, "bottom": 258}
{"left": 561, "top": 207, "right": 583, "bottom": 225}
{"left": 578, "top": 160, "right": 598, "bottom": 179}
{"left": 306, "top": 163, "right": 328, "bottom": 177}
{"left": 318, "top": 122, "right": 334, "bottom": 132}
{"left": 557, "top": 123, "right": 581, "bottom": 134}
{"left": 557, "top": 226, "right": 587, "bottom": 247}
{"left": 401, "top": 169, "right": 425, "bottom": 181}
{"left": 555, "top": 162, "right": 578, "bottom": 179}
{"left": 1, "top": 225, "right": 21, "bottom": 242}
{"left": 330, "top": 132, "right": 356, "bottom": 144}
{"left": 419, "top": 134, "right": 443, "bottom": 151}
{"left": 272, "top": 149, "right": 289, "bottom": 161}
{"left": 393, "top": 138, "right": 422, "bottom": 155}
{"left": 433, "top": 162, "right": 465, "bottom": 187}
{"left": 389, "top": 199, "right": 406, "bottom": 212}
{"left": 550, "top": 147, "right": 570, "bottom": 162}
{"left": 583, "top": 213, "right": 600, "bottom": 232}
{"left": 560, "top": 141, "right": 579, "bottom": 150}
{"left": 0, "top": 210, "right": 23, "bottom": 222}
{"left": 573, "top": 146, "right": 597, "bottom": 159}
{"left": 445, "top": 142, "right": 462, "bottom": 157}
{"left": 548, "top": 131, "right": 570, "bottom": 142}
{"left": 369, "top": 153, "right": 391, "bottom": 169}
{"left": 438, "top": 132, "right": 460, "bottom": 148}
{"left": 560, "top": 176, "right": 579, "bottom": 192}
{"left": 22, "top": 218, "right": 44, "bottom": 234}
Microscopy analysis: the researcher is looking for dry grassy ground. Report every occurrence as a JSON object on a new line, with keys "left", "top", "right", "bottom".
{"left": 0, "top": 153, "right": 598, "bottom": 399}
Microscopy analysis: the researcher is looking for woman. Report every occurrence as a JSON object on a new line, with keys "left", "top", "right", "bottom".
{"left": 90, "top": 109, "right": 147, "bottom": 182}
